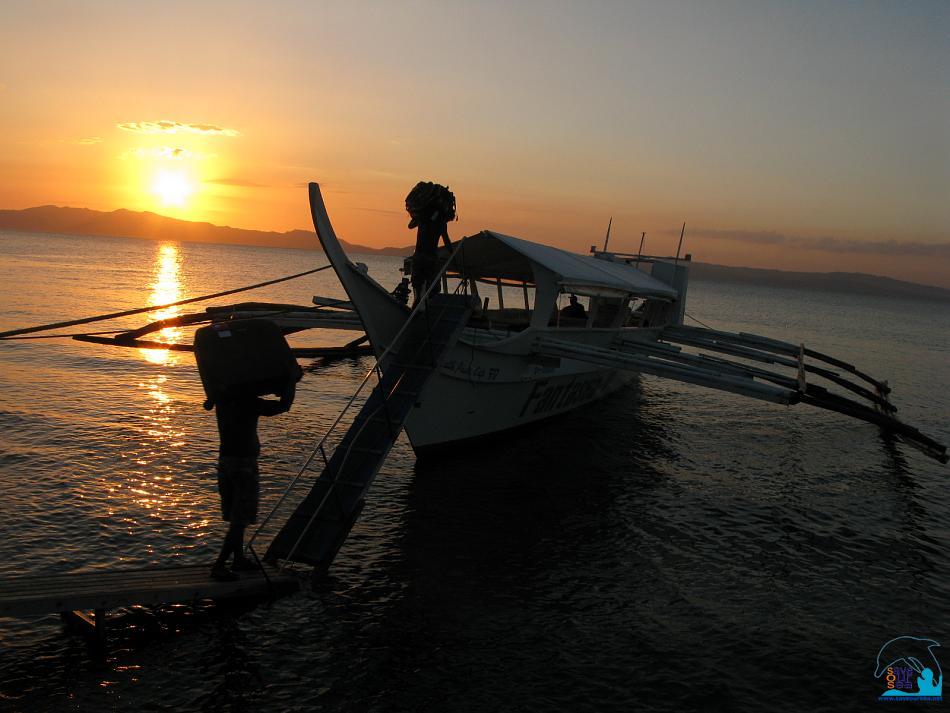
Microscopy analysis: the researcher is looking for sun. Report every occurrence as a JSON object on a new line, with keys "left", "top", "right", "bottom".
{"left": 152, "top": 170, "right": 194, "bottom": 207}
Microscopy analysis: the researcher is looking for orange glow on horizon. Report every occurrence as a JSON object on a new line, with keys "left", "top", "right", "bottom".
{"left": 1, "top": 4, "right": 947, "bottom": 287}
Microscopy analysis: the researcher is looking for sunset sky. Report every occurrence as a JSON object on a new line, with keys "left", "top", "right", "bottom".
{"left": 1, "top": 1, "right": 947, "bottom": 286}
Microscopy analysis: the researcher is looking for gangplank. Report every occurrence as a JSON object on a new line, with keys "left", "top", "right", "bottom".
{"left": 262, "top": 292, "right": 478, "bottom": 569}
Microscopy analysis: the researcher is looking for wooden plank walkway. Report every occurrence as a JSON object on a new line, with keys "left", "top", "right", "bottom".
{"left": 0, "top": 564, "right": 299, "bottom": 618}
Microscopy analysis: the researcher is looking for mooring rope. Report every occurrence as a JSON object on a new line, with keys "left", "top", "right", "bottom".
{"left": 0, "top": 264, "right": 333, "bottom": 339}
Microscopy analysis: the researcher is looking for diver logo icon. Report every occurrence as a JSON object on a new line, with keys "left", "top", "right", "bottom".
{"left": 875, "top": 636, "right": 943, "bottom": 702}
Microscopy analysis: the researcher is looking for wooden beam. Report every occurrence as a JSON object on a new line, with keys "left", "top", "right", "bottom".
{"left": 71, "top": 335, "right": 373, "bottom": 358}
{"left": 0, "top": 564, "right": 298, "bottom": 618}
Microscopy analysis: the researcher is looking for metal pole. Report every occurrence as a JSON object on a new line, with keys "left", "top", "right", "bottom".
{"left": 602, "top": 217, "right": 613, "bottom": 252}
{"left": 674, "top": 222, "right": 686, "bottom": 266}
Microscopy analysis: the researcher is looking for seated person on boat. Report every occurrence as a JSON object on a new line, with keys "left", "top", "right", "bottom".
{"left": 559, "top": 293, "right": 587, "bottom": 320}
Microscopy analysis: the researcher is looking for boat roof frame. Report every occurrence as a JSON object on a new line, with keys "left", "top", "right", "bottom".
{"left": 445, "top": 230, "right": 679, "bottom": 301}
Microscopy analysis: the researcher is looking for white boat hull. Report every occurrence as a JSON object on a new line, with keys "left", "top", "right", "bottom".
{"left": 404, "top": 327, "right": 637, "bottom": 450}
{"left": 405, "top": 363, "right": 633, "bottom": 450}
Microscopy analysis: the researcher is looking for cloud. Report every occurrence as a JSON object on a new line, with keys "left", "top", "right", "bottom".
{"left": 150, "top": 146, "right": 190, "bottom": 160}
{"left": 207, "top": 177, "right": 266, "bottom": 187}
{"left": 47, "top": 136, "right": 103, "bottom": 145}
{"left": 117, "top": 120, "right": 240, "bottom": 137}
{"left": 685, "top": 227, "right": 950, "bottom": 259}
{"left": 354, "top": 207, "right": 403, "bottom": 217}
{"left": 119, "top": 146, "right": 215, "bottom": 161}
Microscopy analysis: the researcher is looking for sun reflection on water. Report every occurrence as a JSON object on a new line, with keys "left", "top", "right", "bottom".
{"left": 141, "top": 243, "right": 183, "bottom": 365}
{"left": 118, "top": 242, "right": 210, "bottom": 536}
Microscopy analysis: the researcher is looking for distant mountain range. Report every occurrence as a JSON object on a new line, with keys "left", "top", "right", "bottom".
{"left": 0, "top": 204, "right": 413, "bottom": 256}
{"left": 687, "top": 263, "right": 950, "bottom": 303}
{"left": 2, "top": 204, "right": 948, "bottom": 302}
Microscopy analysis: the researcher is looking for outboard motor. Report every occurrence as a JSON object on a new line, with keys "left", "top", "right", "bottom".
{"left": 194, "top": 319, "right": 302, "bottom": 409}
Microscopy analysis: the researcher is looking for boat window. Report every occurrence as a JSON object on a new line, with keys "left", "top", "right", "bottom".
{"left": 588, "top": 296, "right": 631, "bottom": 328}
{"left": 637, "top": 297, "right": 671, "bottom": 328}
{"left": 552, "top": 292, "right": 590, "bottom": 327}
{"left": 458, "top": 277, "right": 537, "bottom": 332}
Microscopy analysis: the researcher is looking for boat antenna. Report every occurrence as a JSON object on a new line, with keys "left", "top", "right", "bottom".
{"left": 674, "top": 221, "right": 686, "bottom": 266}
{"left": 602, "top": 217, "right": 613, "bottom": 252}
{"left": 634, "top": 231, "right": 646, "bottom": 268}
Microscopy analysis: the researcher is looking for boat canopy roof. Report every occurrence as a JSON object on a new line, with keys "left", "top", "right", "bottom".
{"left": 449, "top": 230, "right": 678, "bottom": 299}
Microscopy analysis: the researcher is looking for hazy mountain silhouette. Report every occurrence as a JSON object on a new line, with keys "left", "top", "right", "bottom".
{"left": 688, "top": 262, "right": 950, "bottom": 303}
{"left": 2, "top": 205, "right": 947, "bottom": 302}
{"left": 0, "top": 204, "right": 413, "bottom": 255}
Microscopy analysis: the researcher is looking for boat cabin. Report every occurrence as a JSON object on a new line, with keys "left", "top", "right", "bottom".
{"left": 405, "top": 230, "right": 690, "bottom": 333}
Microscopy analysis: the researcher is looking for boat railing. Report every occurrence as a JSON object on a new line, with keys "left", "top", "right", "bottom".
{"left": 246, "top": 239, "right": 470, "bottom": 560}
{"left": 590, "top": 249, "right": 691, "bottom": 266}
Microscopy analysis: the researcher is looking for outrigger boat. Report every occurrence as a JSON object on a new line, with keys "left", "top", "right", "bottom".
{"left": 49, "top": 181, "right": 944, "bottom": 466}
{"left": 252, "top": 182, "right": 947, "bottom": 570}
{"left": 3, "top": 181, "right": 943, "bottom": 615}
{"left": 3, "top": 184, "right": 945, "bottom": 639}
{"left": 305, "top": 182, "right": 947, "bottom": 462}
{"left": 9, "top": 182, "right": 941, "bottom": 576}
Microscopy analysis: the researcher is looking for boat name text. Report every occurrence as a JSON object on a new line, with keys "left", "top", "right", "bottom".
{"left": 519, "top": 375, "right": 607, "bottom": 417}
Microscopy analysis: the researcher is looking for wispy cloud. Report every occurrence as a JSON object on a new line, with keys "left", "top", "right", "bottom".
{"left": 116, "top": 120, "right": 240, "bottom": 137}
{"left": 207, "top": 177, "right": 266, "bottom": 187}
{"left": 76, "top": 136, "right": 103, "bottom": 145}
{"left": 685, "top": 227, "right": 950, "bottom": 259}
{"left": 354, "top": 207, "right": 403, "bottom": 217}
{"left": 119, "top": 146, "right": 214, "bottom": 161}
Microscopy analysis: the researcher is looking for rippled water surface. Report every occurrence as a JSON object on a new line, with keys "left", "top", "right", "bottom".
{"left": 0, "top": 232, "right": 948, "bottom": 712}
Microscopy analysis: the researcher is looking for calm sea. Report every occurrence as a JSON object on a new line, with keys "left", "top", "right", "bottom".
{"left": 0, "top": 231, "right": 948, "bottom": 712}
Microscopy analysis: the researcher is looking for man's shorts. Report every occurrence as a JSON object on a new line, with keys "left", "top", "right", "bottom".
{"left": 217, "top": 456, "right": 260, "bottom": 525}
{"left": 411, "top": 252, "right": 442, "bottom": 294}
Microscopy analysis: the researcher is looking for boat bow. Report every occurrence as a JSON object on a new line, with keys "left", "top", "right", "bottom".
{"left": 309, "top": 182, "right": 409, "bottom": 358}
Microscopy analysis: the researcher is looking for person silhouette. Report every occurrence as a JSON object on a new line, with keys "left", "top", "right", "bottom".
{"left": 209, "top": 379, "right": 296, "bottom": 581}
{"left": 405, "top": 181, "right": 456, "bottom": 306}
{"left": 560, "top": 294, "right": 587, "bottom": 320}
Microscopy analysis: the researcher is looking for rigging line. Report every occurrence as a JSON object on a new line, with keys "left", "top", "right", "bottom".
{"left": 685, "top": 311, "right": 716, "bottom": 331}
{"left": 0, "top": 329, "right": 129, "bottom": 340}
{"left": 0, "top": 264, "right": 333, "bottom": 339}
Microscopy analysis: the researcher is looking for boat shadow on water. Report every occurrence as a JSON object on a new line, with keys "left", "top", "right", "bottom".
{"left": 303, "top": 384, "right": 948, "bottom": 712}
{"left": 301, "top": 382, "right": 709, "bottom": 710}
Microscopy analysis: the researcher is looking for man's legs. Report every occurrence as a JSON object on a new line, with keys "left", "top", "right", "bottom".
{"left": 212, "top": 456, "right": 258, "bottom": 579}
{"left": 215, "top": 522, "right": 245, "bottom": 566}
{"left": 411, "top": 253, "right": 441, "bottom": 306}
